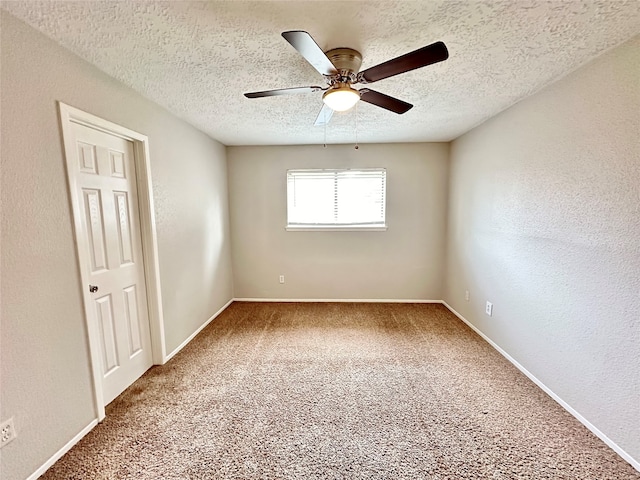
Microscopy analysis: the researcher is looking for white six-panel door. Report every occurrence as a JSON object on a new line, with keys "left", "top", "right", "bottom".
{"left": 70, "top": 122, "right": 153, "bottom": 405}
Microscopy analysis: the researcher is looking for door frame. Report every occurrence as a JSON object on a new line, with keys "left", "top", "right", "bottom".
{"left": 58, "top": 102, "right": 166, "bottom": 420}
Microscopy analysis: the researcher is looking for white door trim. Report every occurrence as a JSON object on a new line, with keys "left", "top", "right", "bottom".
{"left": 58, "top": 102, "right": 166, "bottom": 420}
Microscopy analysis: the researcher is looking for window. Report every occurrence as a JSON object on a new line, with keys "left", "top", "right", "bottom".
{"left": 286, "top": 168, "right": 386, "bottom": 230}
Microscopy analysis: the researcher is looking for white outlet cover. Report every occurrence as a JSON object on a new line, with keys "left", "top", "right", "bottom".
{"left": 1, "top": 418, "right": 17, "bottom": 447}
{"left": 485, "top": 301, "right": 493, "bottom": 316}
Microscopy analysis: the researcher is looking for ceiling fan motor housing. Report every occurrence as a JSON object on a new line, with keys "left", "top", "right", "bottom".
{"left": 324, "top": 48, "right": 362, "bottom": 84}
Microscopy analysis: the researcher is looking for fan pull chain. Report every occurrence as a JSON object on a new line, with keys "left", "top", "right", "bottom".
{"left": 323, "top": 115, "right": 327, "bottom": 148}
{"left": 355, "top": 102, "right": 359, "bottom": 150}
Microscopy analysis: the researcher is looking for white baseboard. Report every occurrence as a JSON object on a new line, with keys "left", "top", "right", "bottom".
{"left": 164, "top": 298, "right": 234, "bottom": 362}
{"left": 233, "top": 298, "right": 442, "bottom": 303}
{"left": 27, "top": 419, "right": 98, "bottom": 480}
{"left": 441, "top": 301, "right": 640, "bottom": 473}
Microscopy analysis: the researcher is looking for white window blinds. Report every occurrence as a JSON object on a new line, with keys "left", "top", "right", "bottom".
{"left": 287, "top": 168, "right": 386, "bottom": 228}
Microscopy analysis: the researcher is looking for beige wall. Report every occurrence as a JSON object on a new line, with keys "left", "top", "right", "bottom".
{"left": 444, "top": 35, "right": 640, "bottom": 462}
{"left": 0, "top": 12, "right": 233, "bottom": 480}
{"left": 228, "top": 143, "right": 449, "bottom": 300}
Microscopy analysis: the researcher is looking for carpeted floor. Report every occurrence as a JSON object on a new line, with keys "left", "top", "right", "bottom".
{"left": 42, "top": 302, "right": 639, "bottom": 479}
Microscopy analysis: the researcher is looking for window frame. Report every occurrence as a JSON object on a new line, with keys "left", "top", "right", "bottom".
{"left": 285, "top": 168, "right": 388, "bottom": 232}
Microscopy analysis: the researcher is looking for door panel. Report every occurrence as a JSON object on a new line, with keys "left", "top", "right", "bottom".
{"left": 83, "top": 189, "right": 109, "bottom": 272}
{"left": 109, "top": 150, "right": 126, "bottom": 178}
{"left": 78, "top": 142, "right": 98, "bottom": 174}
{"left": 123, "top": 285, "right": 143, "bottom": 357}
{"left": 114, "top": 191, "right": 134, "bottom": 265}
{"left": 95, "top": 295, "right": 119, "bottom": 375}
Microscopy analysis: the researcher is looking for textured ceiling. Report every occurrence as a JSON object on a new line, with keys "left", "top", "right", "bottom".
{"left": 3, "top": 1, "right": 639, "bottom": 146}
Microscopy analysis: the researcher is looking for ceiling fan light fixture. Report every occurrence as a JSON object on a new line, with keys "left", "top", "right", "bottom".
{"left": 322, "top": 84, "right": 360, "bottom": 112}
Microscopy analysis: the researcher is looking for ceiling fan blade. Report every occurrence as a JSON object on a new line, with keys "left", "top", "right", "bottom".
{"left": 282, "top": 31, "right": 338, "bottom": 76}
{"left": 357, "top": 41, "right": 448, "bottom": 84}
{"left": 244, "top": 86, "right": 323, "bottom": 98}
{"left": 314, "top": 104, "right": 334, "bottom": 126}
{"left": 359, "top": 89, "right": 413, "bottom": 114}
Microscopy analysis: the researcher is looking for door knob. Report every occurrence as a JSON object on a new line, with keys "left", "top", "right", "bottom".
{"left": 89, "top": 285, "right": 99, "bottom": 293}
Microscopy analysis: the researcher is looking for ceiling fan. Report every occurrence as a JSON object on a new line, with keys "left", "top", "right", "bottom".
{"left": 244, "top": 31, "right": 449, "bottom": 126}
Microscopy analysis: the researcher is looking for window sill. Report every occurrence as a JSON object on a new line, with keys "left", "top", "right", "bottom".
{"left": 285, "top": 225, "right": 388, "bottom": 232}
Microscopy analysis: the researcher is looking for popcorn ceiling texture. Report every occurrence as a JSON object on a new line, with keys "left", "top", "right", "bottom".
{"left": 3, "top": 0, "right": 639, "bottom": 145}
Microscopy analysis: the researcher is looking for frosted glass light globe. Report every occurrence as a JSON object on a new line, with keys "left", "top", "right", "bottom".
{"left": 323, "top": 85, "right": 360, "bottom": 112}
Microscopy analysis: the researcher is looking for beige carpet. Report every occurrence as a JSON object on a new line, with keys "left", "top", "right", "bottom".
{"left": 42, "top": 302, "right": 639, "bottom": 479}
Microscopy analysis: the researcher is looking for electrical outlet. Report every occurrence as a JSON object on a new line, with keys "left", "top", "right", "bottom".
{"left": 279, "top": 275, "right": 285, "bottom": 284}
{"left": 1, "top": 418, "right": 16, "bottom": 447}
{"left": 485, "top": 301, "right": 493, "bottom": 316}
{"left": 465, "top": 290, "right": 470, "bottom": 301}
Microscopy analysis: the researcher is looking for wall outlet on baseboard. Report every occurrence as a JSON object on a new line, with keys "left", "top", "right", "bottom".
{"left": 279, "top": 275, "right": 285, "bottom": 284}
{"left": 465, "top": 290, "right": 470, "bottom": 301}
{"left": 485, "top": 301, "right": 493, "bottom": 316}
{"left": 1, "top": 418, "right": 17, "bottom": 447}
